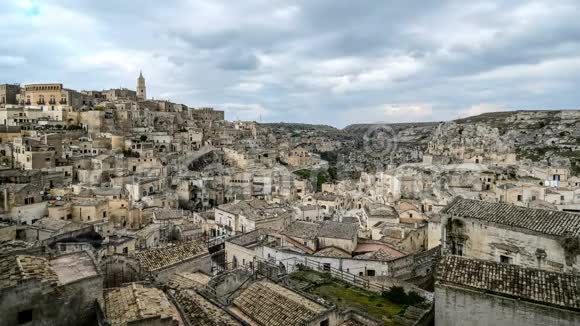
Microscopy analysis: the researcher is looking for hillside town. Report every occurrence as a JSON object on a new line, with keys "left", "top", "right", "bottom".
{"left": 1, "top": 72, "right": 580, "bottom": 326}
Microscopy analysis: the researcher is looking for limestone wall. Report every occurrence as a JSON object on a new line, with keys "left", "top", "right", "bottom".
{"left": 435, "top": 284, "right": 580, "bottom": 326}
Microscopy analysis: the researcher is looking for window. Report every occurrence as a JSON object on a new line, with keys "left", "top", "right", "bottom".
{"left": 517, "top": 195, "right": 522, "bottom": 201}
{"left": 322, "top": 263, "right": 331, "bottom": 271}
{"left": 531, "top": 196, "right": 537, "bottom": 201}
{"left": 122, "top": 247, "right": 128, "bottom": 254}
{"left": 451, "top": 241, "right": 464, "bottom": 256}
{"left": 18, "top": 309, "right": 33, "bottom": 324}
{"left": 561, "top": 195, "right": 565, "bottom": 201}
{"left": 500, "top": 255, "right": 512, "bottom": 264}
{"left": 367, "top": 269, "right": 376, "bottom": 277}
{"left": 103, "top": 212, "right": 107, "bottom": 218}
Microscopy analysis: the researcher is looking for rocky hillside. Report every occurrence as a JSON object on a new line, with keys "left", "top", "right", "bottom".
{"left": 262, "top": 110, "right": 580, "bottom": 177}
{"left": 345, "top": 110, "right": 580, "bottom": 173}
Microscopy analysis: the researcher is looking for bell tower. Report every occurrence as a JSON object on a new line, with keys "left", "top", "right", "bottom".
{"left": 137, "top": 70, "right": 146, "bottom": 100}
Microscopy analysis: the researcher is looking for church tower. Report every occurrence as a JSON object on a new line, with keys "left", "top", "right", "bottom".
{"left": 137, "top": 70, "right": 146, "bottom": 100}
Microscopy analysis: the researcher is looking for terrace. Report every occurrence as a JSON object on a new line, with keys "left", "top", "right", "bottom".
{"left": 289, "top": 268, "right": 432, "bottom": 326}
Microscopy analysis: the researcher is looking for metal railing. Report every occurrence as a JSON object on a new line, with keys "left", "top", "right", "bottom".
{"left": 280, "top": 256, "right": 434, "bottom": 301}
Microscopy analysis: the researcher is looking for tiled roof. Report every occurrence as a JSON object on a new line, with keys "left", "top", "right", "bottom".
{"left": 282, "top": 221, "right": 321, "bottom": 240}
{"left": 364, "top": 203, "right": 399, "bottom": 219}
{"left": 233, "top": 280, "right": 327, "bottom": 326}
{"left": 0, "top": 255, "right": 59, "bottom": 289}
{"left": 442, "top": 198, "right": 580, "bottom": 237}
{"left": 282, "top": 220, "right": 358, "bottom": 241}
{"left": 318, "top": 221, "right": 358, "bottom": 240}
{"left": 50, "top": 252, "right": 99, "bottom": 285}
{"left": 0, "top": 183, "right": 35, "bottom": 193}
{"left": 134, "top": 241, "right": 208, "bottom": 272}
{"left": 105, "top": 283, "right": 182, "bottom": 325}
{"left": 33, "top": 218, "right": 78, "bottom": 231}
{"left": 313, "top": 192, "right": 338, "bottom": 201}
{"left": 313, "top": 246, "right": 351, "bottom": 258}
{"left": 153, "top": 208, "right": 189, "bottom": 220}
{"left": 354, "top": 249, "right": 398, "bottom": 261}
{"left": 218, "top": 200, "right": 293, "bottom": 222}
{"left": 170, "top": 288, "right": 241, "bottom": 326}
{"left": 229, "top": 229, "right": 272, "bottom": 247}
{"left": 437, "top": 255, "right": 580, "bottom": 310}
{"left": 167, "top": 272, "right": 210, "bottom": 290}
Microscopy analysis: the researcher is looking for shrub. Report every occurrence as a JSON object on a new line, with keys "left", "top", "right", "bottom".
{"left": 382, "top": 286, "right": 425, "bottom": 305}
{"left": 407, "top": 291, "right": 425, "bottom": 305}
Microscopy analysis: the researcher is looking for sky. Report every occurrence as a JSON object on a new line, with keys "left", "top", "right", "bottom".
{"left": 2, "top": 0, "right": 580, "bottom": 127}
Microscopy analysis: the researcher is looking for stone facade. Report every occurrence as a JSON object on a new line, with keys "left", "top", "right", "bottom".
{"left": 0, "top": 84, "right": 20, "bottom": 105}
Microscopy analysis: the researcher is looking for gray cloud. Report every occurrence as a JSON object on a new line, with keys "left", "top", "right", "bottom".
{"left": 2, "top": 1, "right": 580, "bottom": 127}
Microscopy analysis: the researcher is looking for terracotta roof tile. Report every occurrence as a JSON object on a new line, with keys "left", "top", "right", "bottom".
{"left": 170, "top": 288, "right": 241, "bottom": 326}
{"left": 0, "top": 255, "right": 59, "bottom": 289}
{"left": 437, "top": 255, "right": 580, "bottom": 310}
{"left": 134, "top": 241, "right": 208, "bottom": 272}
{"left": 233, "top": 280, "right": 328, "bottom": 326}
{"left": 442, "top": 198, "right": 580, "bottom": 237}
{"left": 105, "top": 283, "right": 181, "bottom": 325}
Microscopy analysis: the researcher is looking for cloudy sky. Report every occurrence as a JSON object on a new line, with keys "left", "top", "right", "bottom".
{"left": 2, "top": 1, "right": 580, "bottom": 127}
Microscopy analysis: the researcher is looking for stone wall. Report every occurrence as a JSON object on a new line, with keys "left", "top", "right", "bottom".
{"left": 445, "top": 215, "right": 580, "bottom": 273}
{"left": 151, "top": 255, "right": 212, "bottom": 283}
{"left": 0, "top": 275, "right": 102, "bottom": 326}
{"left": 435, "top": 284, "right": 580, "bottom": 326}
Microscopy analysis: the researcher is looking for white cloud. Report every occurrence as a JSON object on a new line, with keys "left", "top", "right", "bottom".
{"left": 0, "top": 55, "right": 26, "bottom": 66}
{"left": 231, "top": 82, "right": 264, "bottom": 92}
{"left": 457, "top": 103, "right": 507, "bottom": 118}
{"left": 332, "top": 56, "right": 423, "bottom": 93}
{"left": 468, "top": 56, "right": 580, "bottom": 81}
{"left": 336, "top": 103, "right": 433, "bottom": 127}
{"left": 220, "top": 103, "right": 270, "bottom": 121}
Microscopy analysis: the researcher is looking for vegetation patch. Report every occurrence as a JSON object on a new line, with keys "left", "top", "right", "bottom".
{"left": 290, "top": 270, "right": 405, "bottom": 325}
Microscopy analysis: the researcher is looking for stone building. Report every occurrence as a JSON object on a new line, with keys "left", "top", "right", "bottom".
{"left": 0, "top": 252, "right": 103, "bottom": 326}
{"left": 189, "top": 107, "right": 225, "bottom": 121}
{"left": 440, "top": 197, "right": 580, "bottom": 273}
{"left": 71, "top": 199, "right": 109, "bottom": 223}
{"left": 102, "top": 88, "right": 137, "bottom": 101}
{"left": 0, "top": 183, "right": 46, "bottom": 225}
{"left": 228, "top": 279, "right": 337, "bottom": 326}
{"left": 17, "top": 83, "right": 90, "bottom": 108}
{"left": 103, "top": 283, "right": 181, "bottom": 325}
{"left": 133, "top": 240, "right": 210, "bottom": 283}
{"left": 214, "top": 199, "right": 294, "bottom": 236}
{"left": 0, "top": 84, "right": 20, "bottom": 105}
{"left": 169, "top": 287, "right": 243, "bottom": 325}
{"left": 137, "top": 71, "right": 146, "bottom": 101}
{"left": 12, "top": 137, "right": 56, "bottom": 170}
{"left": 435, "top": 255, "right": 580, "bottom": 326}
